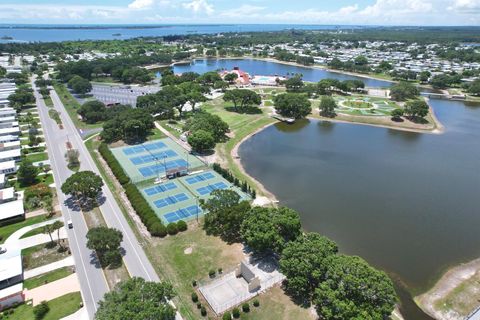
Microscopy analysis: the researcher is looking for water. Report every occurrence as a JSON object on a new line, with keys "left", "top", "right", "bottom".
{"left": 0, "top": 24, "right": 357, "bottom": 43}
{"left": 239, "top": 99, "right": 480, "bottom": 318}
{"left": 172, "top": 59, "right": 393, "bottom": 87}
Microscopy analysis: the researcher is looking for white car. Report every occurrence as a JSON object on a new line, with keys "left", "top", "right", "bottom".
{"left": 67, "top": 220, "right": 73, "bottom": 229}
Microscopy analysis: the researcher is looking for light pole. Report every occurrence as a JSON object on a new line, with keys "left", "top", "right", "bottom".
{"left": 195, "top": 196, "right": 199, "bottom": 224}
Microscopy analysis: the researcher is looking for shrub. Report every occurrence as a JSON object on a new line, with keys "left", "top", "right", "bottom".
{"left": 192, "top": 280, "right": 197, "bottom": 287}
{"left": 167, "top": 222, "right": 178, "bottom": 235}
{"left": 196, "top": 302, "right": 202, "bottom": 309}
{"left": 209, "top": 269, "right": 216, "bottom": 278}
{"left": 177, "top": 220, "right": 188, "bottom": 231}
{"left": 191, "top": 292, "right": 198, "bottom": 303}
{"left": 242, "top": 303, "right": 250, "bottom": 313}
{"left": 253, "top": 299, "right": 260, "bottom": 307}
{"left": 232, "top": 307, "right": 240, "bottom": 318}
{"left": 218, "top": 267, "right": 223, "bottom": 273}
{"left": 33, "top": 301, "right": 50, "bottom": 320}
{"left": 222, "top": 312, "right": 231, "bottom": 320}
{"left": 150, "top": 223, "right": 167, "bottom": 237}
{"left": 98, "top": 143, "right": 130, "bottom": 185}
{"left": 200, "top": 306, "right": 207, "bottom": 316}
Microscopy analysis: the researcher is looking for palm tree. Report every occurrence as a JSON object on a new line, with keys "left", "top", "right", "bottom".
{"left": 42, "top": 224, "right": 55, "bottom": 244}
{"left": 52, "top": 221, "right": 65, "bottom": 249}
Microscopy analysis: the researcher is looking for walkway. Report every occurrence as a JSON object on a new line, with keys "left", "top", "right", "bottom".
{"left": 24, "top": 274, "right": 80, "bottom": 306}
{"left": 5, "top": 217, "right": 62, "bottom": 244}
{"left": 61, "top": 307, "right": 89, "bottom": 320}
{"left": 15, "top": 230, "right": 67, "bottom": 250}
{"left": 26, "top": 205, "right": 61, "bottom": 219}
{"left": 24, "top": 256, "right": 75, "bottom": 279}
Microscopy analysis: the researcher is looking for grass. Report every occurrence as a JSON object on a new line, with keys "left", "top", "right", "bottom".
{"left": 158, "top": 120, "right": 183, "bottom": 138}
{"left": 20, "top": 225, "right": 46, "bottom": 239}
{"left": 22, "top": 243, "right": 70, "bottom": 270}
{"left": 147, "top": 127, "right": 167, "bottom": 141}
{"left": 14, "top": 174, "right": 54, "bottom": 191}
{"left": 23, "top": 267, "right": 74, "bottom": 290}
{"left": 26, "top": 152, "right": 49, "bottom": 163}
{"left": 239, "top": 287, "right": 314, "bottom": 320}
{"left": 0, "top": 215, "right": 49, "bottom": 244}
{"left": 53, "top": 82, "right": 104, "bottom": 130}
{"left": 48, "top": 109, "right": 62, "bottom": 125}
{"left": 4, "top": 292, "right": 82, "bottom": 320}
{"left": 43, "top": 96, "right": 54, "bottom": 107}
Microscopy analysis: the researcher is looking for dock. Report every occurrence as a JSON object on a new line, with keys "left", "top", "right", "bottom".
{"left": 272, "top": 115, "right": 295, "bottom": 124}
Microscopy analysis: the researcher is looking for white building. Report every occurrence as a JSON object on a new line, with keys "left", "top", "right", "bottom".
{"left": 0, "top": 246, "right": 24, "bottom": 310}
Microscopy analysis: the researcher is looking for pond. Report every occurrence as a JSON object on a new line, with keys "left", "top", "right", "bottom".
{"left": 239, "top": 98, "right": 480, "bottom": 318}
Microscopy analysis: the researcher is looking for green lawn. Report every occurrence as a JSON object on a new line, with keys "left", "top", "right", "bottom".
{"left": 53, "top": 83, "right": 104, "bottom": 130}
{"left": 14, "top": 174, "right": 54, "bottom": 191}
{"left": 43, "top": 96, "right": 54, "bottom": 107}
{"left": 158, "top": 120, "right": 183, "bottom": 138}
{"left": 5, "top": 292, "right": 82, "bottom": 320}
{"left": 147, "top": 127, "right": 167, "bottom": 141}
{"left": 23, "top": 267, "right": 73, "bottom": 290}
{"left": 0, "top": 215, "right": 49, "bottom": 244}
{"left": 20, "top": 225, "right": 47, "bottom": 239}
{"left": 26, "top": 152, "right": 49, "bottom": 163}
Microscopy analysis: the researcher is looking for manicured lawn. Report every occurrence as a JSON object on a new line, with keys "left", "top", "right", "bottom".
{"left": 23, "top": 267, "right": 74, "bottom": 290}
{"left": 158, "top": 120, "right": 183, "bottom": 138}
{"left": 14, "top": 173, "right": 54, "bottom": 191}
{"left": 26, "top": 152, "right": 49, "bottom": 163}
{"left": 147, "top": 127, "right": 167, "bottom": 141}
{"left": 43, "top": 96, "right": 54, "bottom": 107}
{"left": 20, "top": 225, "right": 46, "bottom": 239}
{"left": 53, "top": 83, "right": 104, "bottom": 130}
{"left": 0, "top": 215, "right": 49, "bottom": 244}
{"left": 6, "top": 292, "right": 82, "bottom": 320}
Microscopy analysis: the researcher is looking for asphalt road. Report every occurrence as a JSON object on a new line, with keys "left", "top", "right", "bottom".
{"left": 33, "top": 80, "right": 109, "bottom": 319}
{"left": 34, "top": 78, "right": 162, "bottom": 319}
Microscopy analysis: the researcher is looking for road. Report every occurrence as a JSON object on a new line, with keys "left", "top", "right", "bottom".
{"left": 33, "top": 80, "right": 109, "bottom": 319}
{"left": 34, "top": 79, "right": 162, "bottom": 318}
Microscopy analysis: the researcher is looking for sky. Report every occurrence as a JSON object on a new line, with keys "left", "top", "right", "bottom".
{"left": 0, "top": 0, "right": 479, "bottom": 26}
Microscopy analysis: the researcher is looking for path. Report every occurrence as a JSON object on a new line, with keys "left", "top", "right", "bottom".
{"left": 24, "top": 274, "right": 80, "bottom": 306}
{"left": 15, "top": 230, "right": 67, "bottom": 250}
{"left": 5, "top": 217, "right": 62, "bottom": 244}
{"left": 26, "top": 205, "right": 61, "bottom": 218}
{"left": 24, "top": 256, "right": 75, "bottom": 279}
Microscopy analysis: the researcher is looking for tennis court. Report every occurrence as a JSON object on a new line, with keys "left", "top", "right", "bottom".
{"left": 110, "top": 138, "right": 205, "bottom": 183}
{"left": 140, "top": 170, "right": 250, "bottom": 223}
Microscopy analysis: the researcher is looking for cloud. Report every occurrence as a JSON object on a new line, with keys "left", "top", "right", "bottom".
{"left": 182, "top": 0, "right": 214, "bottom": 15}
{"left": 128, "top": 0, "right": 155, "bottom": 10}
{"left": 448, "top": 0, "right": 480, "bottom": 13}
{"left": 219, "top": 4, "right": 266, "bottom": 18}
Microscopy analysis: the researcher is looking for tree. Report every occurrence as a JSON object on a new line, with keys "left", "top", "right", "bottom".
{"left": 61, "top": 171, "right": 104, "bottom": 206}
{"left": 52, "top": 220, "right": 65, "bottom": 249}
{"left": 280, "top": 233, "right": 338, "bottom": 301}
{"left": 65, "top": 149, "right": 80, "bottom": 170}
{"left": 284, "top": 76, "right": 304, "bottom": 92}
{"left": 17, "top": 158, "right": 38, "bottom": 187}
{"left": 68, "top": 75, "right": 92, "bottom": 95}
{"left": 467, "top": 79, "right": 480, "bottom": 96}
{"left": 201, "top": 189, "right": 251, "bottom": 242}
{"left": 313, "top": 255, "right": 397, "bottom": 320}
{"left": 430, "top": 74, "right": 452, "bottom": 89}
{"left": 418, "top": 71, "right": 431, "bottom": 83}
{"left": 43, "top": 223, "right": 55, "bottom": 244}
{"left": 33, "top": 301, "right": 50, "bottom": 320}
{"left": 86, "top": 227, "right": 123, "bottom": 267}
{"left": 188, "top": 129, "right": 215, "bottom": 153}
{"left": 224, "top": 73, "right": 238, "bottom": 84}
{"left": 354, "top": 55, "right": 369, "bottom": 66}
{"left": 319, "top": 96, "right": 337, "bottom": 118}
{"left": 184, "top": 111, "right": 229, "bottom": 142}
{"left": 223, "top": 89, "right": 261, "bottom": 113}
{"left": 391, "top": 108, "right": 404, "bottom": 121}
{"left": 404, "top": 99, "right": 429, "bottom": 119}
{"left": 0, "top": 66, "right": 6, "bottom": 78}
{"left": 273, "top": 93, "right": 311, "bottom": 119}
{"left": 241, "top": 207, "right": 302, "bottom": 255}
{"left": 78, "top": 100, "right": 107, "bottom": 124}
{"left": 8, "top": 88, "right": 35, "bottom": 110}
{"left": 96, "top": 277, "right": 175, "bottom": 320}
{"left": 389, "top": 81, "right": 419, "bottom": 101}
{"left": 101, "top": 108, "right": 154, "bottom": 143}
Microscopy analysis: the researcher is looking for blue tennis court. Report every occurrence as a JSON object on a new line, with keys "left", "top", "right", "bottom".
{"left": 143, "top": 182, "right": 177, "bottom": 196}
{"left": 138, "top": 159, "right": 189, "bottom": 178}
{"left": 154, "top": 193, "right": 189, "bottom": 208}
{"left": 122, "top": 141, "right": 167, "bottom": 155}
{"left": 130, "top": 150, "right": 178, "bottom": 165}
{"left": 164, "top": 205, "right": 203, "bottom": 223}
{"left": 196, "top": 182, "right": 228, "bottom": 196}
{"left": 185, "top": 172, "right": 215, "bottom": 185}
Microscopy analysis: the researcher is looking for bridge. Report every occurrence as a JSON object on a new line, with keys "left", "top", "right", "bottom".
{"left": 420, "top": 92, "right": 466, "bottom": 101}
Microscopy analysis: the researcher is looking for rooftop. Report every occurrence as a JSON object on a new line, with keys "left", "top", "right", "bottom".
{"left": 0, "top": 187, "right": 15, "bottom": 202}
{"left": 0, "top": 245, "right": 22, "bottom": 282}
{"left": 0, "top": 199, "right": 24, "bottom": 221}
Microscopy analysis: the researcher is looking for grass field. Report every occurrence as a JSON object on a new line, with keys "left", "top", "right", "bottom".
{"left": 43, "top": 96, "right": 54, "bottom": 108}
{"left": 23, "top": 267, "right": 73, "bottom": 290}
{"left": 6, "top": 292, "right": 82, "bottom": 320}
{"left": 53, "top": 83, "right": 104, "bottom": 130}
{"left": 26, "top": 152, "right": 49, "bottom": 163}
{"left": 0, "top": 215, "right": 49, "bottom": 244}
{"left": 147, "top": 127, "right": 166, "bottom": 141}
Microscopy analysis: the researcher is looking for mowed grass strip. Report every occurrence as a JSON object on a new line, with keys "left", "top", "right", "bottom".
{"left": 23, "top": 267, "right": 74, "bottom": 290}
{"left": 6, "top": 292, "right": 82, "bottom": 320}
{"left": 0, "top": 215, "right": 49, "bottom": 244}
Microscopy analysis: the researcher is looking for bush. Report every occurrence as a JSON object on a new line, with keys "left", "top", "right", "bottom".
{"left": 177, "top": 220, "right": 188, "bottom": 231}
{"left": 222, "top": 312, "right": 231, "bottom": 320}
{"left": 192, "top": 280, "right": 197, "bottom": 287}
{"left": 218, "top": 267, "right": 223, "bottom": 273}
{"left": 242, "top": 303, "right": 250, "bottom": 313}
{"left": 196, "top": 302, "right": 202, "bottom": 309}
{"left": 232, "top": 307, "right": 240, "bottom": 318}
{"left": 212, "top": 163, "right": 256, "bottom": 199}
{"left": 150, "top": 223, "right": 167, "bottom": 237}
{"left": 167, "top": 222, "right": 178, "bottom": 235}
{"left": 209, "top": 269, "right": 216, "bottom": 278}
{"left": 191, "top": 292, "right": 198, "bottom": 303}
{"left": 33, "top": 301, "right": 50, "bottom": 320}
{"left": 253, "top": 299, "right": 260, "bottom": 307}
{"left": 200, "top": 306, "right": 207, "bottom": 316}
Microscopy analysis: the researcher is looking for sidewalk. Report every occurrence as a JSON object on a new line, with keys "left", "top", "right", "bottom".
{"left": 61, "top": 307, "right": 89, "bottom": 320}
{"left": 24, "top": 274, "right": 81, "bottom": 306}
{"left": 24, "top": 256, "right": 75, "bottom": 279}
{"left": 5, "top": 217, "right": 62, "bottom": 244}
{"left": 15, "top": 228, "right": 67, "bottom": 250}
{"left": 26, "top": 205, "right": 61, "bottom": 218}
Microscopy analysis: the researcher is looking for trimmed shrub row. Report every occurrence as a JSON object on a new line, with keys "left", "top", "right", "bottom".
{"left": 124, "top": 183, "right": 167, "bottom": 237}
{"left": 212, "top": 163, "right": 256, "bottom": 198}
{"left": 99, "top": 142, "right": 130, "bottom": 185}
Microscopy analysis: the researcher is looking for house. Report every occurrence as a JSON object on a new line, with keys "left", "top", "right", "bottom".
{"left": 0, "top": 149, "right": 21, "bottom": 163}
{"left": 0, "top": 160, "right": 16, "bottom": 174}
{"left": 0, "top": 246, "right": 24, "bottom": 310}
{"left": 220, "top": 67, "right": 251, "bottom": 85}
{"left": 0, "top": 198, "right": 24, "bottom": 222}
{"left": 0, "top": 127, "right": 20, "bottom": 137}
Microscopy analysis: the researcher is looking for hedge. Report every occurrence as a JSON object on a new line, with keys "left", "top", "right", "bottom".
{"left": 98, "top": 143, "right": 130, "bottom": 185}
{"left": 124, "top": 183, "right": 166, "bottom": 237}
{"left": 212, "top": 163, "right": 256, "bottom": 198}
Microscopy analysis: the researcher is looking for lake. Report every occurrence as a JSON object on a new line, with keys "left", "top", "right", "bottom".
{"left": 0, "top": 24, "right": 356, "bottom": 43}
{"left": 239, "top": 99, "right": 480, "bottom": 318}
{"left": 173, "top": 59, "right": 393, "bottom": 88}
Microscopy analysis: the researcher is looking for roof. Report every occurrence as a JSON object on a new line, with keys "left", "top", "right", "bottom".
{"left": 0, "top": 140, "right": 20, "bottom": 149}
{"left": 0, "top": 187, "right": 14, "bottom": 201}
{"left": 0, "top": 199, "right": 24, "bottom": 221}
{"left": 0, "top": 148, "right": 21, "bottom": 161}
{"left": 0, "top": 160, "right": 15, "bottom": 171}
{"left": 0, "top": 127, "right": 20, "bottom": 136}
{"left": 0, "top": 245, "right": 22, "bottom": 282}
{"left": 0, "top": 283, "right": 23, "bottom": 300}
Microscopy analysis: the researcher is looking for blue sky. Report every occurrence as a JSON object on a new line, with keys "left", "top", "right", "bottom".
{"left": 0, "top": 0, "right": 479, "bottom": 25}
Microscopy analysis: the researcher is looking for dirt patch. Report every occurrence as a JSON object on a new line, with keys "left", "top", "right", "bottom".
{"left": 416, "top": 257, "right": 480, "bottom": 320}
